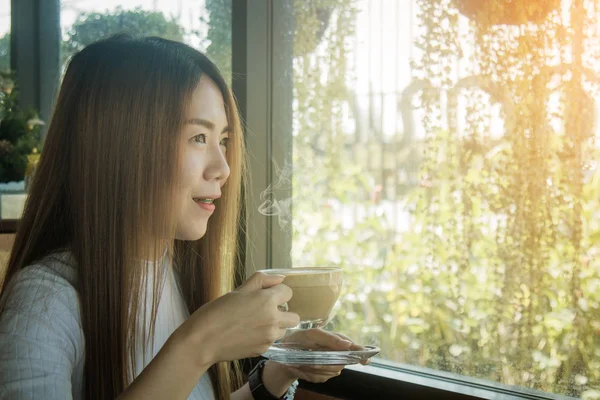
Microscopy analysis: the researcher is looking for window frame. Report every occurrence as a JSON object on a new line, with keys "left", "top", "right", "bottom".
{"left": 1, "top": 0, "right": 59, "bottom": 231}
{"left": 10, "top": 0, "right": 60, "bottom": 131}
{"left": 232, "top": 0, "right": 294, "bottom": 278}
{"left": 299, "top": 360, "right": 573, "bottom": 399}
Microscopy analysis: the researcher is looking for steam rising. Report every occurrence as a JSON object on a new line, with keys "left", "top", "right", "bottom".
{"left": 257, "top": 161, "right": 380, "bottom": 351}
{"left": 258, "top": 161, "right": 293, "bottom": 230}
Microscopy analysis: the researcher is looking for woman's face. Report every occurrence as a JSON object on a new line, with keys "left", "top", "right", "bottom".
{"left": 174, "top": 75, "right": 230, "bottom": 241}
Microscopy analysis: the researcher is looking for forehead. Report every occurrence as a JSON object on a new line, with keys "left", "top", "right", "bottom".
{"left": 186, "top": 75, "right": 227, "bottom": 123}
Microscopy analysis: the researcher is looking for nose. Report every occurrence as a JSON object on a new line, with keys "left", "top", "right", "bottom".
{"left": 203, "top": 142, "right": 230, "bottom": 184}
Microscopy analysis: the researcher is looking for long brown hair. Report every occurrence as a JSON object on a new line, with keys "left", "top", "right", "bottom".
{"left": 0, "top": 35, "right": 245, "bottom": 399}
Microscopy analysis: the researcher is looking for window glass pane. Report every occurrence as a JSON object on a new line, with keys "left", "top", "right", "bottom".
{"left": 290, "top": 0, "right": 599, "bottom": 398}
{"left": 0, "top": 0, "right": 9, "bottom": 71}
{"left": 59, "top": 0, "right": 231, "bottom": 81}
{"left": 0, "top": 0, "right": 16, "bottom": 216}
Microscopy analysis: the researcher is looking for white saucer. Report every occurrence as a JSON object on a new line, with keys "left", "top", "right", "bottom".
{"left": 262, "top": 342, "right": 380, "bottom": 365}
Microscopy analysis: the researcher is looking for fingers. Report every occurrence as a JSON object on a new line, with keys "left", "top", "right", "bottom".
{"left": 300, "top": 365, "right": 344, "bottom": 374}
{"left": 258, "top": 273, "right": 286, "bottom": 289}
{"left": 333, "top": 333, "right": 366, "bottom": 351}
{"left": 278, "top": 311, "right": 300, "bottom": 329}
{"left": 265, "top": 283, "right": 293, "bottom": 304}
{"left": 275, "top": 328, "right": 289, "bottom": 342}
{"left": 281, "top": 329, "right": 365, "bottom": 351}
{"left": 296, "top": 366, "right": 344, "bottom": 383}
{"left": 238, "top": 272, "right": 285, "bottom": 292}
{"left": 304, "top": 371, "right": 342, "bottom": 380}
{"left": 303, "top": 329, "right": 353, "bottom": 350}
{"left": 332, "top": 332, "right": 352, "bottom": 341}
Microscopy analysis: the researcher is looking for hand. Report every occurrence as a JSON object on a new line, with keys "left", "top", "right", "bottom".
{"left": 267, "top": 329, "right": 368, "bottom": 385}
{"left": 175, "top": 272, "right": 301, "bottom": 367}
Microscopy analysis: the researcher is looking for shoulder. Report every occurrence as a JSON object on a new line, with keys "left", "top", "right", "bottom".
{"left": 2, "top": 251, "right": 79, "bottom": 318}
{"left": 0, "top": 252, "right": 84, "bottom": 398}
{"left": 0, "top": 251, "right": 83, "bottom": 361}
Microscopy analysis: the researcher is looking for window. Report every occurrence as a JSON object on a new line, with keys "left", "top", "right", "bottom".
{"left": 0, "top": 0, "right": 9, "bottom": 71}
{"left": 60, "top": 0, "right": 231, "bottom": 81}
{"left": 286, "top": 0, "right": 599, "bottom": 398}
{"left": 5, "top": 0, "right": 598, "bottom": 397}
{"left": 0, "top": 0, "right": 21, "bottom": 222}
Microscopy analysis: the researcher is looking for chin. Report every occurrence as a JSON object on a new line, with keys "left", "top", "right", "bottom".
{"left": 175, "top": 223, "right": 208, "bottom": 241}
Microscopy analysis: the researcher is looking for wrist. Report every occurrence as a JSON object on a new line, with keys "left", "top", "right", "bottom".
{"left": 169, "top": 322, "right": 214, "bottom": 371}
{"left": 261, "top": 361, "right": 298, "bottom": 397}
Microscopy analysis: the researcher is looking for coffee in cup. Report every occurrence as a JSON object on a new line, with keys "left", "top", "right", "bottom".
{"left": 260, "top": 267, "right": 343, "bottom": 329}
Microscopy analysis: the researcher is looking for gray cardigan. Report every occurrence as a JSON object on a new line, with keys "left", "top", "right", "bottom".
{"left": 0, "top": 253, "right": 214, "bottom": 399}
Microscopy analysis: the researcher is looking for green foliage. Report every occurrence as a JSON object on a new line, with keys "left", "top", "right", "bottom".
{"left": 0, "top": 73, "right": 42, "bottom": 183}
{"left": 62, "top": 7, "right": 184, "bottom": 64}
{"left": 204, "top": 0, "right": 232, "bottom": 83}
{"left": 0, "top": 33, "right": 9, "bottom": 72}
{"left": 291, "top": 0, "right": 599, "bottom": 398}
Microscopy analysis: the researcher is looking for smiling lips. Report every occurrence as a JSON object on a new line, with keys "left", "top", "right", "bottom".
{"left": 193, "top": 196, "right": 218, "bottom": 211}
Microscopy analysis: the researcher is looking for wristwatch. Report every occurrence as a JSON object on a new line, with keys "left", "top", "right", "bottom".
{"left": 248, "top": 359, "right": 298, "bottom": 400}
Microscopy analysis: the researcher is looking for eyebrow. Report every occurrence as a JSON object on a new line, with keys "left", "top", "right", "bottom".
{"left": 186, "top": 118, "right": 231, "bottom": 133}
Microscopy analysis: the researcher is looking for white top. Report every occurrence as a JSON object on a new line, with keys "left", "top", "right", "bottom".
{"left": 0, "top": 252, "right": 215, "bottom": 400}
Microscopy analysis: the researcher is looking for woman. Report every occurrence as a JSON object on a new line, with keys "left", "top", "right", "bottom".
{"left": 0, "top": 35, "right": 360, "bottom": 400}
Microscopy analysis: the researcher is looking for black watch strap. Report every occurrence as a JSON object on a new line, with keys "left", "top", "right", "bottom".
{"left": 248, "top": 359, "right": 298, "bottom": 400}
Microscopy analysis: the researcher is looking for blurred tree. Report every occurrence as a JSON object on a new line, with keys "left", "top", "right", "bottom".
{"left": 204, "top": 0, "right": 232, "bottom": 83}
{"left": 289, "top": 0, "right": 600, "bottom": 398}
{"left": 0, "top": 33, "right": 10, "bottom": 72}
{"left": 62, "top": 7, "right": 184, "bottom": 64}
{"left": 0, "top": 72, "right": 43, "bottom": 183}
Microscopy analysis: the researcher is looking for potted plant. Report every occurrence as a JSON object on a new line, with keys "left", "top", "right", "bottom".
{"left": 453, "top": 0, "right": 561, "bottom": 26}
{"left": 0, "top": 71, "right": 43, "bottom": 186}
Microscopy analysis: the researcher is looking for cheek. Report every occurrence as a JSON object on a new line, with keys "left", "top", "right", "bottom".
{"left": 179, "top": 150, "right": 203, "bottom": 189}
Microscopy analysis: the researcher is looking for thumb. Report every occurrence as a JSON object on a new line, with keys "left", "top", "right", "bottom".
{"left": 237, "top": 272, "right": 285, "bottom": 292}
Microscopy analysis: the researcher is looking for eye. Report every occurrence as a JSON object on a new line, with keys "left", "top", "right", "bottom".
{"left": 220, "top": 137, "right": 230, "bottom": 150}
{"left": 191, "top": 134, "right": 207, "bottom": 144}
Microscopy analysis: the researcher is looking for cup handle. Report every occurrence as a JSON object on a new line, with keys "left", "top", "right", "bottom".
{"left": 278, "top": 302, "right": 289, "bottom": 312}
